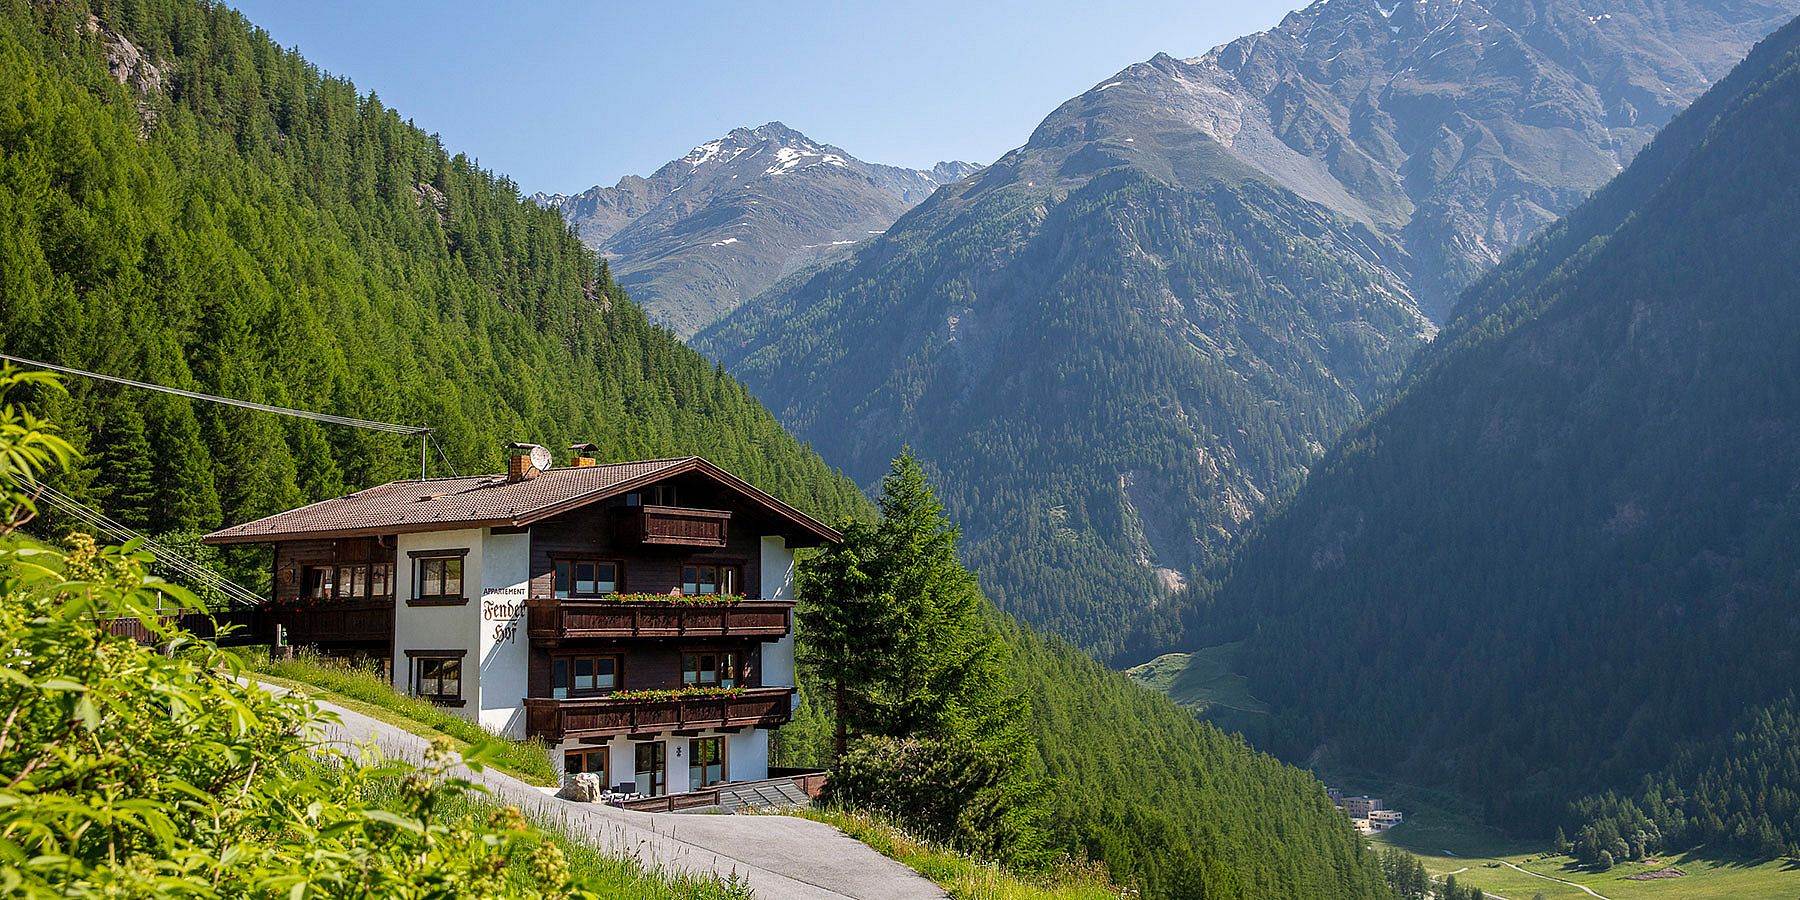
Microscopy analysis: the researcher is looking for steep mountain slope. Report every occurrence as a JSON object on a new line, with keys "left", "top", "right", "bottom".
{"left": 0, "top": 3, "right": 1391, "bottom": 897}
{"left": 537, "top": 123, "right": 975, "bottom": 337}
{"left": 699, "top": 0, "right": 1797, "bottom": 657}
{"left": 1198, "top": 0, "right": 1800, "bottom": 318}
{"left": 1185, "top": 12, "right": 1800, "bottom": 830}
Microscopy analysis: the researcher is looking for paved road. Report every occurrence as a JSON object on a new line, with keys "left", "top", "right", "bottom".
{"left": 280, "top": 684, "right": 947, "bottom": 900}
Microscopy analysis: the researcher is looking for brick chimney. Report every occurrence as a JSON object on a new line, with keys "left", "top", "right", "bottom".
{"left": 506, "top": 442, "right": 546, "bottom": 482}
{"left": 568, "top": 442, "right": 599, "bottom": 467}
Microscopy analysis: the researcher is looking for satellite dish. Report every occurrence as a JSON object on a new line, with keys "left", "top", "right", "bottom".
{"left": 527, "top": 444, "right": 554, "bottom": 473}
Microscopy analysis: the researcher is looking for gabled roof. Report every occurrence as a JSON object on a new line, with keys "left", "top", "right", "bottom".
{"left": 202, "top": 456, "right": 841, "bottom": 546}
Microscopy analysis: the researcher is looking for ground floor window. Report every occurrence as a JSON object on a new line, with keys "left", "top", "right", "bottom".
{"left": 635, "top": 741, "right": 665, "bottom": 796}
{"left": 689, "top": 736, "right": 725, "bottom": 788}
{"left": 411, "top": 655, "right": 462, "bottom": 704}
{"left": 565, "top": 747, "right": 608, "bottom": 784}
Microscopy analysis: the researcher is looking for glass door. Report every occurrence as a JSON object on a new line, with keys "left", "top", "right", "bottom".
{"left": 689, "top": 737, "right": 725, "bottom": 788}
{"left": 634, "top": 741, "right": 666, "bottom": 796}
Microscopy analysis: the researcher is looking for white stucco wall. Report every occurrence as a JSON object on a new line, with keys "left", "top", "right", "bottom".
{"left": 759, "top": 536, "right": 795, "bottom": 601}
{"left": 476, "top": 529, "right": 531, "bottom": 738}
{"left": 730, "top": 728, "right": 770, "bottom": 782}
{"left": 759, "top": 536, "right": 798, "bottom": 703}
{"left": 393, "top": 528, "right": 485, "bottom": 723}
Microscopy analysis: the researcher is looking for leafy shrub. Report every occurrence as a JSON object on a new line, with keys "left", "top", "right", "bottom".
{"left": 823, "top": 734, "right": 1038, "bottom": 865}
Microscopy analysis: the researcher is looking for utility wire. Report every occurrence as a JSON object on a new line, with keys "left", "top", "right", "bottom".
{"left": 0, "top": 354, "right": 431, "bottom": 435}
{"left": 18, "top": 474, "right": 264, "bottom": 609}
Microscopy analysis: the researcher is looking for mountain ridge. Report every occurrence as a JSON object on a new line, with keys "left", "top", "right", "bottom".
{"left": 535, "top": 122, "right": 976, "bottom": 337}
{"left": 698, "top": 0, "right": 1799, "bottom": 656}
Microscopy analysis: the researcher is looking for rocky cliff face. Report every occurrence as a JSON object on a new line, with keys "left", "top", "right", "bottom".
{"left": 1027, "top": 0, "right": 1800, "bottom": 319}
{"left": 536, "top": 123, "right": 975, "bottom": 337}
{"left": 695, "top": 0, "right": 1800, "bottom": 655}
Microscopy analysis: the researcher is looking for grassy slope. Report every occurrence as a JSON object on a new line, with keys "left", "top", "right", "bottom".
{"left": 241, "top": 648, "right": 557, "bottom": 786}
{"left": 1125, "top": 643, "right": 1268, "bottom": 711}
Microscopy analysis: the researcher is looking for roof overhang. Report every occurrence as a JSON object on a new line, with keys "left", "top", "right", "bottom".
{"left": 201, "top": 456, "right": 842, "bottom": 547}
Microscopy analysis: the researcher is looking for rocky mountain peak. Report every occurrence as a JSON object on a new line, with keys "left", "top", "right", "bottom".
{"left": 540, "top": 123, "right": 980, "bottom": 337}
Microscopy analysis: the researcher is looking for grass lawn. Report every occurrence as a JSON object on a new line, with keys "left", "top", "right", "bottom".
{"left": 1125, "top": 642, "right": 1272, "bottom": 742}
{"left": 1364, "top": 779, "right": 1800, "bottom": 899}
{"left": 791, "top": 808, "right": 1121, "bottom": 900}
{"left": 238, "top": 646, "right": 559, "bottom": 787}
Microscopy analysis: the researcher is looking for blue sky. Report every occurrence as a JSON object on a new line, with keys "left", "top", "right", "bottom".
{"left": 226, "top": 1, "right": 1300, "bottom": 194}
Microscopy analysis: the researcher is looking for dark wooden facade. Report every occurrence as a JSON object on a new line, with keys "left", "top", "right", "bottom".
{"left": 265, "top": 536, "right": 396, "bottom": 650}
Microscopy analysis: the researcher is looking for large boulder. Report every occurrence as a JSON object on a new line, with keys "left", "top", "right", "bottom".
{"left": 559, "top": 771, "right": 601, "bottom": 802}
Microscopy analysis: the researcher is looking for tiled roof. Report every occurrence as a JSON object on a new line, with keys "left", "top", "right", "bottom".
{"left": 202, "top": 456, "right": 839, "bottom": 545}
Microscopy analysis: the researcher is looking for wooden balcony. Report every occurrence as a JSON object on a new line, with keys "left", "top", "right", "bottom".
{"left": 526, "top": 598, "right": 790, "bottom": 642}
{"left": 522, "top": 686, "right": 794, "bottom": 742}
{"left": 636, "top": 504, "right": 730, "bottom": 547}
{"left": 263, "top": 599, "right": 395, "bottom": 645}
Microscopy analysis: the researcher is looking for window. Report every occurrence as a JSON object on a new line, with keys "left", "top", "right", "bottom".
{"left": 412, "top": 656, "right": 462, "bottom": 703}
{"left": 634, "top": 741, "right": 665, "bottom": 796}
{"left": 689, "top": 737, "right": 725, "bottom": 788}
{"left": 565, "top": 747, "right": 608, "bottom": 783}
{"left": 682, "top": 651, "right": 740, "bottom": 689}
{"left": 415, "top": 555, "right": 464, "bottom": 600}
{"left": 552, "top": 654, "right": 621, "bottom": 698}
{"left": 301, "top": 566, "right": 334, "bottom": 600}
{"left": 553, "top": 560, "right": 619, "bottom": 598}
{"left": 334, "top": 563, "right": 393, "bottom": 599}
{"left": 681, "top": 564, "right": 737, "bottom": 596}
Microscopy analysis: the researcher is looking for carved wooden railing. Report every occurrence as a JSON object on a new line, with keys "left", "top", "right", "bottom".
{"left": 523, "top": 686, "right": 794, "bottom": 742}
{"left": 637, "top": 505, "right": 730, "bottom": 547}
{"left": 526, "top": 599, "right": 790, "bottom": 642}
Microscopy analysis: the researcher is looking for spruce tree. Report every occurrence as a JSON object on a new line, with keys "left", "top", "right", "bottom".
{"left": 145, "top": 396, "right": 221, "bottom": 534}
{"left": 868, "top": 449, "right": 1020, "bottom": 742}
{"left": 796, "top": 517, "right": 901, "bottom": 757}
{"left": 93, "top": 399, "right": 156, "bottom": 532}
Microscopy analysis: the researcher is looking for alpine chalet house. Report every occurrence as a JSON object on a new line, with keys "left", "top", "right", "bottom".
{"left": 203, "top": 445, "right": 839, "bottom": 799}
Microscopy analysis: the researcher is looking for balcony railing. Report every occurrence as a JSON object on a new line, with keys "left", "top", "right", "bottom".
{"left": 526, "top": 598, "right": 789, "bottom": 641}
{"left": 635, "top": 505, "right": 731, "bottom": 547}
{"left": 523, "top": 686, "right": 794, "bottom": 742}
{"left": 262, "top": 599, "right": 395, "bottom": 645}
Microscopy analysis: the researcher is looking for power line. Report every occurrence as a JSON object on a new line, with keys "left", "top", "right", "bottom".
{"left": 0, "top": 354, "right": 431, "bottom": 435}
{"left": 18, "top": 474, "right": 264, "bottom": 608}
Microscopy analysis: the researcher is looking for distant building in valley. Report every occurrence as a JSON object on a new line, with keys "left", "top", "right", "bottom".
{"left": 1325, "top": 789, "right": 1402, "bottom": 833}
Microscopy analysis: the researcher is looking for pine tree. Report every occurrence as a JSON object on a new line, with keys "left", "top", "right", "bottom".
{"left": 796, "top": 517, "right": 902, "bottom": 758}
{"left": 93, "top": 399, "right": 156, "bottom": 532}
{"left": 868, "top": 449, "right": 1019, "bottom": 742}
{"left": 800, "top": 450, "right": 1041, "bottom": 862}
{"left": 145, "top": 396, "right": 221, "bottom": 534}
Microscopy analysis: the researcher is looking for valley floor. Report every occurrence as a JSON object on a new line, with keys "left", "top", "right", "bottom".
{"left": 1368, "top": 788, "right": 1800, "bottom": 900}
